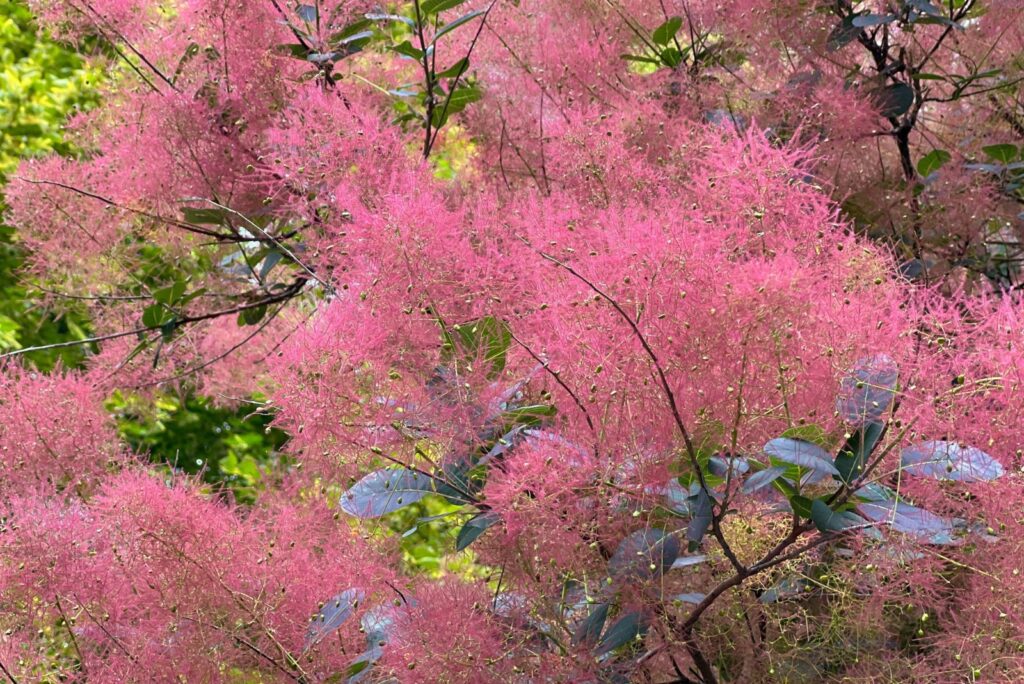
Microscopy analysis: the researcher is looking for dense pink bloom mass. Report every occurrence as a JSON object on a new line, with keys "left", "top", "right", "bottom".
{"left": 3, "top": 0, "right": 1024, "bottom": 682}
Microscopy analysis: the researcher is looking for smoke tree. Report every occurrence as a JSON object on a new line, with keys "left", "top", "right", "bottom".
{"left": 2, "top": 0, "right": 1024, "bottom": 682}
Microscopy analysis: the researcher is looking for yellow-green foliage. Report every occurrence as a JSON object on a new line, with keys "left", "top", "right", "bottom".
{"left": 0, "top": 0, "right": 98, "bottom": 177}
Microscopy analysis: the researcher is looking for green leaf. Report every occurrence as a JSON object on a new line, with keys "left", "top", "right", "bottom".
{"left": 142, "top": 303, "right": 169, "bottom": 328}
{"left": 329, "top": 18, "right": 373, "bottom": 43}
{"left": 917, "top": 149, "right": 952, "bottom": 176}
{"left": 780, "top": 424, "right": 831, "bottom": 448}
{"left": 659, "top": 46, "right": 684, "bottom": 68}
{"left": 595, "top": 612, "right": 647, "bottom": 655}
{"left": 853, "top": 13, "right": 896, "bottom": 27}
{"left": 870, "top": 83, "right": 914, "bottom": 118}
{"left": 390, "top": 40, "right": 424, "bottom": 60}
{"left": 365, "top": 11, "right": 417, "bottom": 28}
{"left": 440, "top": 315, "right": 510, "bottom": 377}
{"left": 764, "top": 438, "right": 840, "bottom": 476}
{"left": 420, "top": 0, "right": 468, "bottom": 15}
{"left": 346, "top": 659, "right": 371, "bottom": 677}
{"left": 434, "top": 10, "right": 485, "bottom": 41}
{"left": 431, "top": 84, "right": 482, "bottom": 128}
{"left": 652, "top": 16, "right": 683, "bottom": 46}
{"left": 742, "top": 465, "right": 789, "bottom": 494}
{"left": 238, "top": 304, "right": 267, "bottom": 326}
{"left": 153, "top": 280, "right": 187, "bottom": 307}
{"left": 901, "top": 441, "right": 1004, "bottom": 482}
{"left": 172, "top": 42, "right": 200, "bottom": 83}
{"left": 789, "top": 494, "right": 813, "bottom": 519}
{"left": 836, "top": 354, "right": 898, "bottom": 426}
{"left": 501, "top": 403, "right": 556, "bottom": 427}
{"left": 834, "top": 421, "right": 884, "bottom": 484}
{"left": 182, "top": 207, "right": 228, "bottom": 225}
{"left": 276, "top": 43, "right": 310, "bottom": 59}
{"left": 436, "top": 57, "right": 469, "bottom": 79}
{"left": 982, "top": 143, "right": 1018, "bottom": 164}
{"left": 121, "top": 338, "right": 151, "bottom": 365}
{"left": 180, "top": 287, "right": 206, "bottom": 305}
{"left": 810, "top": 499, "right": 864, "bottom": 533}
{"left": 455, "top": 512, "right": 499, "bottom": 551}
{"left": 160, "top": 318, "right": 178, "bottom": 343}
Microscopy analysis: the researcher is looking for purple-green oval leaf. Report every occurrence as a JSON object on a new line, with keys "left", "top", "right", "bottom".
{"left": 595, "top": 611, "right": 648, "bottom": 655}
{"left": 743, "top": 465, "right": 789, "bottom": 494}
{"left": 836, "top": 354, "right": 898, "bottom": 425}
{"left": 306, "top": 588, "right": 364, "bottom": 647}
{"left": 764, "top": 438, "right": 840, "bottom": 476}
{"left": 901, "top": 441, "right": 1004, "bottom": 482}
{"left": 340, "top": 468, "right": 435, "bottom": 518}
{"left": 609, "top": 528, "right": 680, "bottom": 579}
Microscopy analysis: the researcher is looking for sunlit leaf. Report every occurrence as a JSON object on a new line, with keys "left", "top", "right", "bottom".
{"left": 306, "top": 588, "right": 363, "bottom": 647}
{"left": 339, "top": 468, "right": 436, "bottom": 518}
{"left": 836, "top": 354, "right": 898, "bottom": 425}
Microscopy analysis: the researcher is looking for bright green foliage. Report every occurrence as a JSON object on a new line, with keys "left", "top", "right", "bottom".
{"left": 0, "top": 1, "right": 98, "bottom": 369}
{"left": 107, "top": 391, "right": 290, "bottom": 503}
{"left": 0, "top": 0, "right": 98, "bottom": 176}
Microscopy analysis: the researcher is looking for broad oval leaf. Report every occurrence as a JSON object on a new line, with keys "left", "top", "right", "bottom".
{"left": 764, "top": 438, "right": 840, "bottom": 476}
{"left": 858, "top": 499, "right": 957, "bottom": 545}
{"left": 306, "top": 588, "right": 364, "bottom": 647}
{"left": 826, "top": 14, "right": 861, "bottom": 52}
{"left": 572, "top": 602, "right": 609, "bottom": 647}
{"left": 339, "top": 468, "right": 435, "bottom": 518}
{"left": 595, "top": 611, "right": 648, "bottom": 655}
{"left": 664, "top": 477, "right": 691, "bottom": 515}
{"left": 810, "top": 499, "right": 865, "bottom": 534}
{"left": 708, "top": 455, "right": 749, "bottom": 477}
{"left": 609, "top": 528, "right": 680, "bottom": 580}
{"left": 789, "top": 494, "right": 813, "bottom": 519}
{"left": 743, "top": 465, "right": 788, "bottom": 494}
{"left": 870, "top": 83, "right": 914, "bottom": 118}
{"left": 455, "top": 512, "right": 499, "bottom": 551}
{"left": 982, "top": 143, "right": 1018, "bottom": 164}
{"left": 685, "top": 487, "right": 714, "bottom": 551}
{"left": 836, "top": 354, "right": 898, "bottom": 425}
{"left": 917, "top": 149, "right": 952, "bottom": 177}
{"left": 652, "top": 16, "right": 683, "bottom": 46}
{"left": 901, "top": 441, "right": 1004, "bottom": 482}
